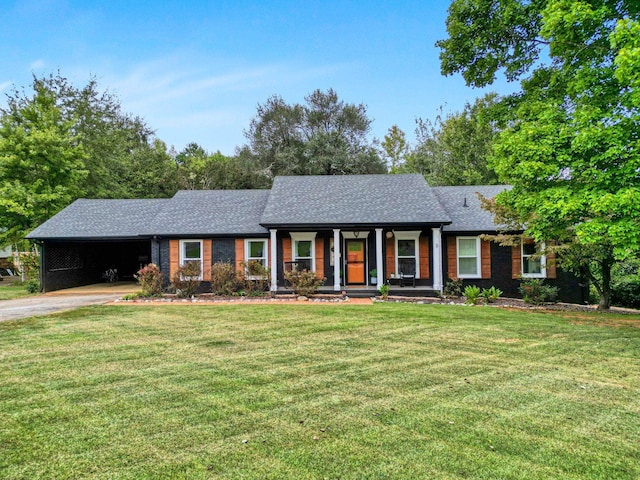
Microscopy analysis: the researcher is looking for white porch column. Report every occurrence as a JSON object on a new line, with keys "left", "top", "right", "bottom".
{"left": 333, "top": 229, "right": 341, "bottom": 291}
{"left": 375, "top": 228, "right": 384, "bottom": 291}
{"left": 270, "top": 229, "right": 278, "bottom": 292}
{"left": 432, "top": 227, "right": 443, "bottom": 292}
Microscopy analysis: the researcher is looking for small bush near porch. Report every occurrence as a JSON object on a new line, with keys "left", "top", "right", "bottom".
{"left": 0, "top": 304, "right": 638, "bottom": 479}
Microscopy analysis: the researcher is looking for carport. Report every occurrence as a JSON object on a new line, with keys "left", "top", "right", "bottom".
{"left": 26, "top": 198, "right": 170, "bottom": 292}
{"left": 38, "top": 239, "right": 152, "bottom": 292}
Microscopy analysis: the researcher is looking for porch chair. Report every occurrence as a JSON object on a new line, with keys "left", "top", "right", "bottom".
{"left": 398, "top": 258, "right": 416, "bottom": 287}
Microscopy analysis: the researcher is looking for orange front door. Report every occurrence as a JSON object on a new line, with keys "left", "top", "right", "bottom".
{"left": 346, "top": 240, "right": 366, "bottom": 284}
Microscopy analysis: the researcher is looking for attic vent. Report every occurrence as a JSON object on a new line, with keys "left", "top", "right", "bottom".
{"left": 463, "top": 197, "right": 468, "bottom": 207}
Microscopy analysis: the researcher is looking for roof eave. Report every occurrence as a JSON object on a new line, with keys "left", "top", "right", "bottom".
{"left": 260, "top": 221, "right": 452, "bottom": 230}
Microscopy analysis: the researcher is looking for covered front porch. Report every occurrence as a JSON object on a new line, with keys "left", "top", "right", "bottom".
{"left": 268, "top": 227, "right": 445, "bottom": 293}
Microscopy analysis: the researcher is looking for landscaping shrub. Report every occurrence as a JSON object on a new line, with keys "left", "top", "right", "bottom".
{"left": 240, "top": 260, "right": 270, "bottom": 296}
{"left": 378, "top": 283, "right": 390, "bottom": 300}
{"left": 171, "top": 263, "right": 201, "bottom": 298}
{"left": 481, "top": 286, "right": 503, "bottom": 303}
{"left": 134, "top": 263, "right": 164, "bottom": 297}
{"left": 210, "top": 262, "right": 241, "bottom": 295}
{"left": 443, "top": 277, "right": 463, "bottom": 297}
{"left": 519, "top": 279, "right": 558, "bottom": 305}
{"left": 284, "top": 269, "right": 325, "bottom": 296}
{"left": 463, "top": 285, "right": 482, "bottom": 305}
{"left": 25, "top": 279, "right": 40, "bottom": 293}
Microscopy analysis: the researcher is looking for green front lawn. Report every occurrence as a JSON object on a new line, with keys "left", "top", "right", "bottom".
{"left": 0, "top": 282, "right": 33, "bottom": 301}
{"left": 1, "top": 304, "right": 638, "bottom": 479}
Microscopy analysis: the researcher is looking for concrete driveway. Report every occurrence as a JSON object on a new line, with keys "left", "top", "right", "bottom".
{"left": 0, "top": 282, "right": 138, "bottom": 322}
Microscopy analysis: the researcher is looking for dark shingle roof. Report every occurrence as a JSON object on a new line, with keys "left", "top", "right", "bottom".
{"left": 261, "top": 174, "right": 451, "bottom": 227}
{"left": 144, "top": 190, "right": 270, "bottom": 236}
{"left": 432, "top": 185, "right": 510, "bottom": 232}
{"left": 26, "top": 199, "right": 170, "bottom": 240}
{"left": 27, "top": 178, "right": 509, "bottom": 240}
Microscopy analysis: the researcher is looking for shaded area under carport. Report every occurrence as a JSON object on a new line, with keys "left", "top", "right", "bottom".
{"left": 40, "top": 240, "right": 151, "bottom": 292}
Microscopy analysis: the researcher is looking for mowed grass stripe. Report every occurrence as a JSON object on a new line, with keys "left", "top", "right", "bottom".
{"left": 0, "top": 304, "right": 638, "bottom": 479}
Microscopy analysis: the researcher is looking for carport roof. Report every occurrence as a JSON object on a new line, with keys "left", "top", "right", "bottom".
{"left": 26, "top": 199, "right": 170, "bottom": 240}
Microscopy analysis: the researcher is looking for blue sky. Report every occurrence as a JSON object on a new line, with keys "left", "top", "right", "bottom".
{"left": 0, "top": 0, "right": 517, "bottom": 155}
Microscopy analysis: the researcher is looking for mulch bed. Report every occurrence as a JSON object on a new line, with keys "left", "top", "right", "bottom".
{"left": 116, "top": 293, "right": 353, "bottom": 304}
{"left": 381, "top": 295, "right": 640, "bottom": 314}
{"left": 115, "top": 292, "right": 640, "bottom": 315}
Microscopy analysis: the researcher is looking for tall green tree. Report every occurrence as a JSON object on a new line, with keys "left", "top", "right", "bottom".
{"left": 381, "top": 125, "right": 409, "bottom": 172}
{"left": 175, "top": 142, "right": 210, "bottom": 190}
{"left": 174, "top": 143, "right": 263, "bottom": 190}
{"left": 123, "top": 139, "right": 178, "bottom": 198}
{"left": 6, "top": 73, "right": 171, "bottom": 199}
{"left": 407, "top": 93, "right": 501, "bottom": 185}
{"left": 438, "top": 0, "right": 640, "bottom": 309}
{"left": 242, "top": 88, "right": 386, "bottom": 183}
{"left": 0, "top": 83, "right": 87, "bottom": 248}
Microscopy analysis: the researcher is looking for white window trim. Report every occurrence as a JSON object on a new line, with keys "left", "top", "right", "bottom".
{"left": 179, "top": 239, "right": 203, "bottom": 280}
{"left": 521, "top": 242, "right": 547, "bottom": 278}
{"left": 244, "top": 239, "right": 268, "bottom": 280}
{"left": 394, "top": 230, "right": 421, "bottom": 279}
{"left": 456, "top": 236, "right": 481, "bottom": 279}
{"left": 290, "top": 232, "right": 317, "bottom": 272}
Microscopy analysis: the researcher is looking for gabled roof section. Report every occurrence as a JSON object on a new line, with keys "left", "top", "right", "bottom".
{"left": 261, "top": 174, "right": 451, "bottom": 227}
{"left": 26, "top": 199, "right": 170, "bottom": 240}
{"left": 432, "top": 185, "right": 510, "bottom": 232}
{"left": 144, "top": 190, "right": 270, "bottom": 236}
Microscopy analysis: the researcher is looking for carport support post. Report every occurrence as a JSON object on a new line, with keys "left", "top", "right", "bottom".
{"left": 37, "top": 242, "right": 45, "bottom": 293}
{"left": 270, "top": 229, "right": 278, "bottom": 292}
{"left": 333, "top": 229, "right": 341, "bottom": 291}
{"left": 432, "top": 227, "right": 443, "bottom": 292}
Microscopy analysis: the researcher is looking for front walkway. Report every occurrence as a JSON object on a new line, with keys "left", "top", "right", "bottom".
{"left": 291, "top": 285, "right": 440, "bottom": 298}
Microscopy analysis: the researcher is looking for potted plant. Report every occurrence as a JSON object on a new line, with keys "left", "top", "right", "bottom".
{"left": 370, "top": 269, "right": 377, "bottom": 285}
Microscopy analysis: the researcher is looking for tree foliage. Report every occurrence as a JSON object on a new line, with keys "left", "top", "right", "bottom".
{"left": 242, "top": 89, "right": 386, "bottom": 183}
{"left": 406, "top": 93, "right": 501, "bottom": 185}
{"left": 438, "top": 0, "right": 640, "bottom": 309}
{"left": 0, "top": 83, "right": 87, "bottom": 248}
{"left": 3, "top": 73, "right": 179, "bottom": 200}
{"left": 174, "top": 142, "right": 264, "bottom": 190}
{"left": 381, "top": 125, "right": 409, "bottom": 172}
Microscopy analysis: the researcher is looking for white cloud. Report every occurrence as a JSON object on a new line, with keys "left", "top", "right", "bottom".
{"left": 79, "top": 53, "right": 354, "bottom": 153}
{"left": 29, "top": 59, "right": 45, "bottom": 71}
{"left": 0, "top": 81, "right": 11, "bottom": 93}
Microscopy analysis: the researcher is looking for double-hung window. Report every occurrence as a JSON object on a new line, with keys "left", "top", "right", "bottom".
{"left": 180, "top": 239, "right": 203, "bottom": 279}
{"left": 395, "top": 231, "right": 421, "bottom": 278}
{"left": 397, "top": 240, "right": 416, "bottom": 276}
{"left": 295, "top": 241, "right": 313, "bottom": 271}
{"left": 290, "top": 233, "right": 316, "bottom": 271}
{"left": 457, "top": 237, "right": 481, "bottom": 278}
{"left": 245, "top": 239, "right": 268, "bottom": 278}
{"left": 522, "top": 242, "right": 546, "bottom": 278}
